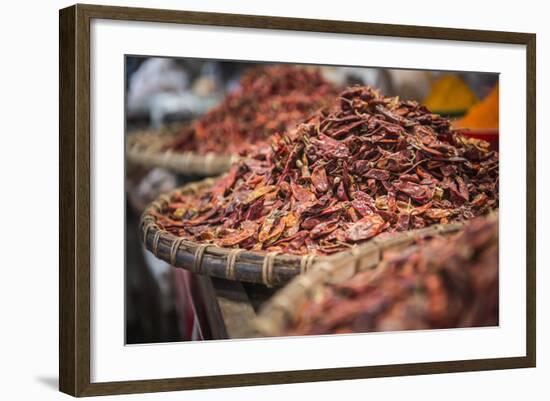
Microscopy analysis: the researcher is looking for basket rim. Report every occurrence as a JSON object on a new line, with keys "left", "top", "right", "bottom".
{"left": 254, "top": 211, "right": 498, "bottom": 336}
{"left": 126, "top": 124, "right": 238, "bottom": 176}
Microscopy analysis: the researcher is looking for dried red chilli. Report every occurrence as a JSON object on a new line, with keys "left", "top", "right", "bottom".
{"left": 170, "top": 65, "right": 338, "bottom": 155}
{"left": 285, "top": 216, "right": 499, "bottom": 335}
{"left": 155, "top": 86, "right": 499, "bottom": 255}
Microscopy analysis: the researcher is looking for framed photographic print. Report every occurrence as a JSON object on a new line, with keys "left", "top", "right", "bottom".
{"left": 59, "top": 3, "right": 536, "bottom": 397}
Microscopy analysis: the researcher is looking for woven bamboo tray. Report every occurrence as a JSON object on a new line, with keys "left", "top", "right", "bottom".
{"left": 126, "top": 123, "right": 237, "bottom": 176}
{"left": 253, "top": 218, "right": 476, "bottom": 336}
{"left": 140, "top": 176, "right": 476, "bottom": 287}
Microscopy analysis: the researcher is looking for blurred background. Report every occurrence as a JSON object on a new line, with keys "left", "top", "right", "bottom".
{"left": 125, "top": 56, "right": 499, "bottom": 344}
{"left": 126, "top": 56, "right": 498, "bottom": 129}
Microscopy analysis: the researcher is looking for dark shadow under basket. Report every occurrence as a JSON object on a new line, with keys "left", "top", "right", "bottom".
{"left": 252, "top": 215, "right": 486, "bottom": 336}
{"left": 126, "top": 123, "right": 236, "bottom": 176}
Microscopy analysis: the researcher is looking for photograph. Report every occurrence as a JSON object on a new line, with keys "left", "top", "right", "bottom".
{"left": 126, "top": 57, "right": 500, "bottom": 343}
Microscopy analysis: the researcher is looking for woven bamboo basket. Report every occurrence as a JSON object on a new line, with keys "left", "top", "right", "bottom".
{"left": 126, "top": 123, "right": 237, "bottom": 176}
{"left": 140, "top": 175, "right": 482, "bottom": 288}
{"left": 253, "top": 218, "right": 479, "bottom": 336}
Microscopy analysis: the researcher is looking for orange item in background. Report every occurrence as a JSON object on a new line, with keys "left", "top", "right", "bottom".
{"left": 423, "top": 74, "right": 478, "bottom": 114}
{"left": 455, "top": 84, "right": 499, "bottom": 130}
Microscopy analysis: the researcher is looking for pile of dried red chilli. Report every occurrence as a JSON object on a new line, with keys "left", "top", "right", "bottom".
{"left": 155, "top": 86, "right": 499, "bottom": 256}
{"left": 171, "top": 65, "right": 338, "bottom": 155}
{"left": 284, "top": 215, "right": 498, "bottom": 335}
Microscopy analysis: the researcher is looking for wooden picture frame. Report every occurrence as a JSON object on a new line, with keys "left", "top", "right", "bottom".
{"left": 59, "top": 3, "right": 536, "bottom": 396}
